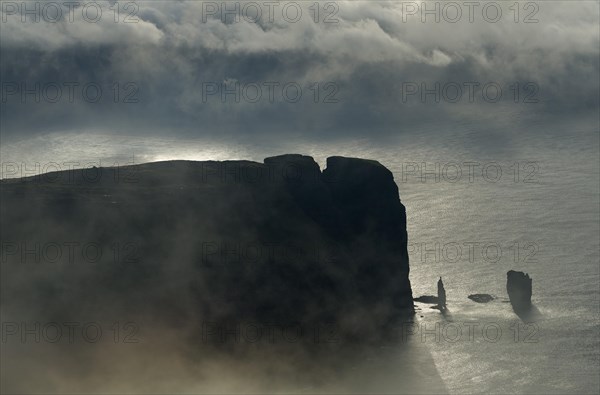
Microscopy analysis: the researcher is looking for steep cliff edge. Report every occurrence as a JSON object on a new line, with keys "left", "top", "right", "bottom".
{"left": 0, "top": 154, "right": 413, "bottom": 340}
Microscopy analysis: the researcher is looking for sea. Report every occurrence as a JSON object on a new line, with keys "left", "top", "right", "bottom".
{"left": 1, "top": 112, "right": 598, "bottom": 394}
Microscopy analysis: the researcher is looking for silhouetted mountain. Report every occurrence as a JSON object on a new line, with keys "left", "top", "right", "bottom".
{"left": 1, "top": 154, "right": 413, "bottom": 341}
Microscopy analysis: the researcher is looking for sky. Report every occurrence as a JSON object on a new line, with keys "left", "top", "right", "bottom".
{"left": 1, "top": 0, "right": 598, "bottom": 151}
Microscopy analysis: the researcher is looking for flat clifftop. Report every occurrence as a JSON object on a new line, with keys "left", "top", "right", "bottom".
{"left": 1, "top": 154, "right": 413, "bottom": 340}
{"left": 1, "top": 154, "right": 394, "bottom": 187}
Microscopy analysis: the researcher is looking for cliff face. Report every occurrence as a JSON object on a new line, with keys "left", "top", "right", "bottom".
{"left": 1, "top": 154, "right": 413, "bottom": 339}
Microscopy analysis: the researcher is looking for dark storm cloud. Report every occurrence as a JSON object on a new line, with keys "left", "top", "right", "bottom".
{"left": 1, "top": 1, "right": 598, "bottom": 141}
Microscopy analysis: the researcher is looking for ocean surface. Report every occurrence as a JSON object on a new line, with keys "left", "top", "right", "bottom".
{"left": 2, "top": 114, "right": 598, "bottom": 394}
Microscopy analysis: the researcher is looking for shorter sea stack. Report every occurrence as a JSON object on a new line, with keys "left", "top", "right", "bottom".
{"left": 506, "top": 270, "right": 532, "bottom": 311}
{"left": 437, "top": 277, "right": 447, "bottom": 310}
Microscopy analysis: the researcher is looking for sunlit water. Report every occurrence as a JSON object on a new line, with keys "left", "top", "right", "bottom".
{"left": 2, "top": 115, "right": 598, "bottom": 394}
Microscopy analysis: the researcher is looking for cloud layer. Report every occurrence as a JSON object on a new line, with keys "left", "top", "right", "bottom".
{"left": 1, "top": 1, "right": 598, "bottom": 141}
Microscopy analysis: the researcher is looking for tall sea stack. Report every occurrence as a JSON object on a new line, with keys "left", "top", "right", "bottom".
{"left": 507, "top": 270, "right": 532, "bottom": 311}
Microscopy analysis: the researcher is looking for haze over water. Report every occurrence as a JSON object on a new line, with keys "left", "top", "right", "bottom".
{"left": 2, "top": 112, "right": 598, "bottom": 394}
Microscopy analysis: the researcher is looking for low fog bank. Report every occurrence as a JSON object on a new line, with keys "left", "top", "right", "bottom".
{"left": 0, "top": 155, "right": 443, "bottom": 393}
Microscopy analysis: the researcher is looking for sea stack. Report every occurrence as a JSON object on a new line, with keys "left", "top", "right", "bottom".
{"left": 506, "top": 270, "right": 532, "bottom": 311}
{"left": 437, "top": 277, "right": 447, "bottom": 310}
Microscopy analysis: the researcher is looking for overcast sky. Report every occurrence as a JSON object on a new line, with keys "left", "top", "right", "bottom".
{"left": 1, "top": 1, "right": 598, "bottom": 145}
